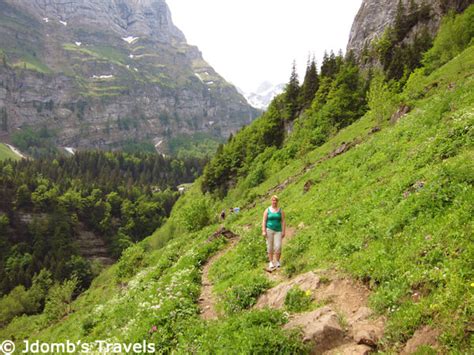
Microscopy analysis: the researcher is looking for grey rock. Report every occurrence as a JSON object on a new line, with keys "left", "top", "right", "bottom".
{"left": 0, "top": 0, "right": 259, "bottom": 149}
{"left": 346, "top": 0, "right": 448, "bottom": 59}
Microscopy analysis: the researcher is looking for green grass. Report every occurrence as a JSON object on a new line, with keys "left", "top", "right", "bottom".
{"left": 11, "top": 53, "right": 52, "bottom": 74}
{"left": 0, "top": 143, "right": 21, "bottom": 161}
{"left": 63, "top": 44, "right": 128, "bottom": 67}
{"left": 1, "top": 44, "right": 473, "bottom": 354}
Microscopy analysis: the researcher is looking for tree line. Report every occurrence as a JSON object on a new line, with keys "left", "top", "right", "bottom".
{"left": 201, "top": 0, "right": 473, "bottom": 198}
{"left": 0, "top": 151, "right": 206, "bottom": 302}
{"left": 201, "top": 50, "right": 368, "bottom": 196}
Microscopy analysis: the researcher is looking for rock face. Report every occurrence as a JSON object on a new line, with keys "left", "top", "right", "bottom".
{"left": 0, "top": 0, "right": 259, "bottom": 148}
{"left": 346, "top": 0, "right": 470, "bottom": 58}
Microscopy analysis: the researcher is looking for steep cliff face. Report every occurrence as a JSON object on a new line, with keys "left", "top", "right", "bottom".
{"left": 346, "top": 0, "right": 471, "bottom": 57}
{"left": 0, "top": 0, "right": 259, "bottom": 149}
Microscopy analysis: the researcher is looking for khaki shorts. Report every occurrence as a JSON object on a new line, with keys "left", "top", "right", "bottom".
{"left": 266, "top": 229, "right": 282, "bottom": 253}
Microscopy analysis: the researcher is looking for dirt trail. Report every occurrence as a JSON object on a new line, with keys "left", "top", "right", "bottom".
{"left": 198, "top": 224, "right": 433, "bottom": 352}
{"left": 199, "top": 237, "right": 239, "bottom": 320}
{"left": 198, "top": 225, "right": 295, "bottom": 318}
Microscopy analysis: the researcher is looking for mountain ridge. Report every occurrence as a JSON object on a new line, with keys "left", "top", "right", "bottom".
{"left": 0, "top": 0, "right": 259, "bottom": 151}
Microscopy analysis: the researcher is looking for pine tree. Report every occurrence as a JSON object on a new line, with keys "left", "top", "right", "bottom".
{"left": 299, "top": 56, "right": 319, "bottom": 109}
{"left": 394, "top": 0, "right": 407, "bottom": 41}
{"left": 320, "top": 51, "right": 339, "bottom": 78}
{"left": 345, "top": 50, "right": 357, "bottom": 66}
{"left": 418, "top": 0, "right": 432, "bottom": 21}
{"left": 409, "top": 0, "right": 418, "bottom": 15}
{"left": 321, "top": 59, "right": 368, "bottom": 130}
{"left": 284, "top": 61, "right": 300, "bottom": 119}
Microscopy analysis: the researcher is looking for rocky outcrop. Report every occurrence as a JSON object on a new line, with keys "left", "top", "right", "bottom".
{"left": 0, "top": 0, "right": 259, "bottom": 149}
{"left": 346, "top": 0, "right": 471, "bottom": 58}
{"left": 75, "top": 224, "right": 115, "bottom": 266}
{"left": 257, "top": 270, "right": 386, "bottom": 354}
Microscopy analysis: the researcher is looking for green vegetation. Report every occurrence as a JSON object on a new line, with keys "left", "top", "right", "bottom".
{"left": 63, "top": 43, "right": 128, "bottom": 67}
{"left": 0, "top": 5, "right": 473, "bottom": 354}
{"left": 202, "top": 50, "right": 367, "bottom": 196}
{"left": 0, "top": 143, "right": 20, "bottom": 161}
{"left": 11, "top": 52, "right": 52, "bottom": 74}
{"left": 11, "top": 126, "right": 59, "bottom": 158}
{"left": 0, "top": 3, "right": 50, "bottom": 74}
{"left": 166, "top": 133, "right": 224, "bottom": 160}
{"left": 0, "top": 150, "right": 206, "bottom": 326}
{"left": 284, "top": 287, "right": 313, "bottom": 313}
{"left": 422, "top": 4, "right": 474, "bottom": 73}
{"left": 371, "top": 0, "right": 433, "bottom": 81}
{"left": 119, "top": 139, "right": 157, "bottom": 154}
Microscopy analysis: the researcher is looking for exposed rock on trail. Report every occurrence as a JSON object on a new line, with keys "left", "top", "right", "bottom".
{"left": 207, "top": 226, "right": 238, "bottom": 242}
{"left": 284, "top": 306, "right": 347, "bottom": 353}
{"left": 256, "top": 270, "right": 386, "bottom": 354}
{"left": 401, "top": 326, "right": 440, "bottom": 354}
{"left": 256, "top": 271, "right": 321, "bottom": 309}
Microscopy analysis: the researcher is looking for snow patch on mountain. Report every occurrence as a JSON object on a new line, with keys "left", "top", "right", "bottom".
{"left": 240, "top": 81, "right": 285, "bottom": 110}
{"left": 64, "top": 147, "right": 75, "bottom": 155}
{"left": 123, "top": 36, "right": 139, "bottom": 44}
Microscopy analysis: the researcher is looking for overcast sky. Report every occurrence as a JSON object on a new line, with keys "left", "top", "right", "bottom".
{"left": 167, "top": 0, "right": 363, "bottom": 93}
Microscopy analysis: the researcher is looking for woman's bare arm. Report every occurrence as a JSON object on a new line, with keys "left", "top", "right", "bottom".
{"left": 281, "top": 210, "right": 286, "bottom": 238}
{"left": 262, "top": 209, "right": 268, "bottom": 236}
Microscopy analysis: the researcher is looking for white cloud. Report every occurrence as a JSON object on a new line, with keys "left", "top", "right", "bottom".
{"left": 167, "top": 0, "right": 362, "bottom": 92}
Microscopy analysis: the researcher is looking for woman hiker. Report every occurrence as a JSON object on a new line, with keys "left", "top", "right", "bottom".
{"left": 262, "top": 195, "right": 286, "bottom": 270}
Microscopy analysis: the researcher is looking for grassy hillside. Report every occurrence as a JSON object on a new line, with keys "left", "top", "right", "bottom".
{"left": 0, "top": 143, "right": 20, "bottom": 161}
{"left": 1, "top": 39, "right": 472, "bottom": 353}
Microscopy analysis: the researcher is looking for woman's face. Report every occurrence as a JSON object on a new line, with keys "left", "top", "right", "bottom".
{"left": 271, "top": 198, "right": 278, "bottom": 207}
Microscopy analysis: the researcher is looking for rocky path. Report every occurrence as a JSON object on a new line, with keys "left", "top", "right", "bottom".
{"left": 256, "top": 270, "right": 385, "bottom": 354}
{"left": 257, "top": 224, "right": 386, "bottom": 354}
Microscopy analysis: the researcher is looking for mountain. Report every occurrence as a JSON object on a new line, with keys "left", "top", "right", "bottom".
{"left": 0, "top": 0, "right": 259, "bottom": 150}
{"left": 241, "top": 81, "right": 285, "bottom": 110}
{"left": 347, "top": 0, "right": 471, "bottom": 58}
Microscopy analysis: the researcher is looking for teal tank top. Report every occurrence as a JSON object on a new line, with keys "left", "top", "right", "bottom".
{"left": 266, "top": 207, "right": 282, "bottom": 232}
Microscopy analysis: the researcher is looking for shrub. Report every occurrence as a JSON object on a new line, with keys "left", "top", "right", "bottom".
{"left": 0, "top": 269, "right": 52, "bottom": 327}
{"left": 43, "top": 277, "right": 78, "bottom": 322}
{"left": 223, "top": 275, "right": 271, "bottom": 314}
{"left": 367, "top": 70, "right": 399, "bottom": 123}
{"left": 178, "top": 195, "right": 211, "bottom": 232}
{"left": 284, "top": 286, "right": 313, "bottom": 312}
{"left": 115, "top": 244, "right": 146, "bottom": 282}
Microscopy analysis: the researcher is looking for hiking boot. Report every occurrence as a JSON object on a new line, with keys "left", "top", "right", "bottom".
{"left": 275, "top": 261, "right": 281, "bottom": 268}
{"left": 268, "top": 261, "right": 275, "bottom": 269}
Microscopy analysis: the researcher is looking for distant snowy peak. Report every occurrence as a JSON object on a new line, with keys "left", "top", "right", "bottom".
{"left": 242, "top": 82, "right": 285, "bottom": 110}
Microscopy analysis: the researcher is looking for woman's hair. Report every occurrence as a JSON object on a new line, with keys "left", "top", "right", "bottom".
{"left": 271, "top": 195, "right": 279, "bottom": 201}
